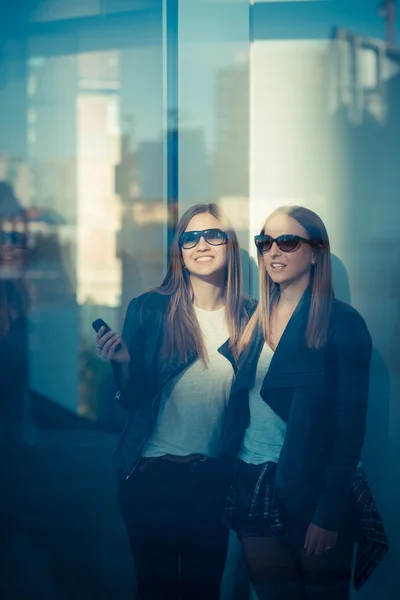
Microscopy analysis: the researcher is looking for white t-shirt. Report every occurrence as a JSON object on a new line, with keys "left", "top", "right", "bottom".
{"left": 238, "top": 342, "right": 287, "bottom": 465}
{"left": 142, "top": 306, "right": 234, "bottom": 458}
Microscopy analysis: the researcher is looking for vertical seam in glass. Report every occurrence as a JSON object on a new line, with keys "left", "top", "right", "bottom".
{"left": 250, "top": 1, "right": 255, "bottom": 44}
{"left": 162, "top": 0, "right": 168, "bottom": 274}
{"left": 163, "top": 0, "right": 179, "bottom": 274}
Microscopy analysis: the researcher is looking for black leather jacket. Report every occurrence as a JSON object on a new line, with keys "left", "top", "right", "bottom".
{"left": 112, "top": 290, "right": 257, "bottom": 479}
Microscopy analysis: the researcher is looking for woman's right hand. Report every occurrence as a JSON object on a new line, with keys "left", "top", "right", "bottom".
{"left": 96, "top": 326, "right": 130, "bottom": 364}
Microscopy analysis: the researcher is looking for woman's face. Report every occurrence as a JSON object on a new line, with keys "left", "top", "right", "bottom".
{"left": 0, "top": 225, "right": 27, "bottom": 268}
{"left": 262, "top": 212, "right": 314, "bottom": 289}
{"left": 180, "top": 212, "right": 228, "bottom": 279}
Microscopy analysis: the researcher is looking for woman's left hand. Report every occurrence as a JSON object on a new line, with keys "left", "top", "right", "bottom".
{"left": 304, "top": 523, "right": 338, "bottom": 557}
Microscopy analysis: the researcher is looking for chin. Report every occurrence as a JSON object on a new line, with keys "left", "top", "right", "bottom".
{"left": 192, "top": 267, "right": 219, "bottom": 278}
{"left": 267, "top": 270, "right": 285, "bottom": 282}
{"left": 191, "top": 263, "right": 225, "bottom": 278}
{"left": 268, "top": 273, "right": 293, "bottom": 287}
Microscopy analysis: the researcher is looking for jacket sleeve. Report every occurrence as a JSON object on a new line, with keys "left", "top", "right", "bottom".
{"left": 311, "top": 311, "right": 372, "bottom": 531}
{"left": 111, "top": 297, "right": 146, "bottom": 406}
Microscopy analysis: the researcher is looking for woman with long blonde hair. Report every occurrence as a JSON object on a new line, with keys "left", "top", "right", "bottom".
{"left": 220, "top": 206, "right": 388, "bottom": 600}
{"left": 95, "top": 203, "right": 256, "bottom": 600}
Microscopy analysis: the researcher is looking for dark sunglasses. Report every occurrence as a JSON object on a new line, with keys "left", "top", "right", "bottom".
{"left": 1, "top": 231, "right": 28, "bottom": 249}
{"left": 254, "top": 234, "right": 317, "bottom": 254}
{"left": 179, "top": 228, "right": 228, "bottom": 250}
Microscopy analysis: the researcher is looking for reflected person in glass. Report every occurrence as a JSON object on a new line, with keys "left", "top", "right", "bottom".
{"left": 220, "top": 206, "right": 388, "bottom": 600}
{"left": 95, "top": 203, "right": 257, "bottom": 600}
{"left": 0, "top": 213, "right": 32, "bottom": 577}
{"left": 0, "top": 222, "right": 30, "bottom": 442}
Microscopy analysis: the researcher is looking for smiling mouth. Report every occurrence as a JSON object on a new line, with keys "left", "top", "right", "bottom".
{"left": 195, "top": 256, "right": 214, "bottom": 262}
{"left": 270, "top": 263, "right": 286, "bottom": 270}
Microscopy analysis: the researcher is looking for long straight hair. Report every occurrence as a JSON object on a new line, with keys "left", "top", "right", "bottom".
{"left": 0, "top": 218, "right": 30, "bottom": 341}
{"left": 0, "top": 279, "right": 30, "bottom": 340}
{"left": 157, "top": 203, "right": 247, "bottom": 363}
{"left": 239, "top": 206, "right": 333, "bottom": 352}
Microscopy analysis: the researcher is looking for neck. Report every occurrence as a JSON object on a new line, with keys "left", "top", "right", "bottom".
{"left": 278, "top": 277, "right": 309, "bottom": 311}
{"left": 190, "top": 274, "right": 226, "bottom": 311}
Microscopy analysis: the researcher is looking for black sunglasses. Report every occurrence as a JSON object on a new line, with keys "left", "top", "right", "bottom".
{"left": 179, "top": 228, "right": 228, "bottom": 250}
{"left": 254, "top": 234, "right": 317, "bottom": 254}
{"left": 1, "top": 231, "right": 28, "bottom": 249}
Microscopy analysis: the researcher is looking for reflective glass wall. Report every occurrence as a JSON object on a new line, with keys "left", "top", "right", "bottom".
{"left": 250, "top": 3, "right": 399, "bottom": 598}
{"left": 0, "top": 2, "right": 165, "bottom": 598}
{"left": 0, "top": 1, "right": 399, "bottom": 599}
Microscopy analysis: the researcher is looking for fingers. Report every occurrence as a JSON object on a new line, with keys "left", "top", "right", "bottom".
{"left": 304, "top": 528, "right": 311, "bottom": 555}
{"left": 314, "top": 541, "right": 325, "bottom": 557}
{"left": 103, "top": 334, "right": 120, "bottom": 355}
{"left": 305, "top": 535, "right": 337, "bottom": 557}
{"left": 96, "top": 327, "right": 121, "bottom": 360}
{"left": 95, "top": 326, "right": 105, "bottom": 345}
{"left": 102, "top": 336, "right": 120, "bottom": 358}
{"left": 97, "top": 329, "right": 118, "bottom": 350}
{"left": 96, "top": 326, "right": 106, "bottom": 347}
{"left": 304, "top": 524, "right": 336, "bottom": 557}
{"left": 304, "top": 524, "right": 317, "bottom": 557}
{"left": 305, "top": 536, "right": 317, "bottom": 557}
{"left": 109, "top": 336, "right": 122, "bottom": 356}
{"left": 324, "top": 535, "right": 337, "bottom": 554}
{"left": 96, "top": 327, "right": 114, "bottom": 347}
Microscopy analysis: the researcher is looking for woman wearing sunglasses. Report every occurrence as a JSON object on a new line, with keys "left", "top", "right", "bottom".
{"left": 0, "top": 214, "right": 32, "bottom": 582}
{"left": 220, "top": 206, "right": 388, "bottom": 600}
{"left": 95, "top": 203, "right": 256, "bottom": 600}
{"left": 0, "top": 223, "right": 30, "bottom": 439}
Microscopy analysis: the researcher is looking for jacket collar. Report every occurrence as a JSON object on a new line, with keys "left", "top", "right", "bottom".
{"left": 234, "top": 287, "right": 325, "bottom": 396}
{"left": 262, "top": 287, "right": 325, "bottom": 389}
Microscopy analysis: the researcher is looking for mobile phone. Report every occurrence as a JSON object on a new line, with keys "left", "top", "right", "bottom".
{"left": 92, "top": 318, "right": 111, "bottom": 334}
{"left": 92, "top": 318, "right": 122, "bottom": 352}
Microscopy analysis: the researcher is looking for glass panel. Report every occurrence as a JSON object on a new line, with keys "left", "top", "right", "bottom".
{"left": 0, "top": 5, "right": 164, "bottom": 597}
{"left": 23, "top": 15, "right": 165, "bottom": 426}
{"left": 1, "top": 1, "right": 397, "bottom": 597}
{"left": 251, "top": 1, "right": 399, "bottom": 596}
{"left": 178, "top": 0, "right": 253, "bottom": 296}
{"left": 178, "top": 3, "right": 252, "bottom": 599}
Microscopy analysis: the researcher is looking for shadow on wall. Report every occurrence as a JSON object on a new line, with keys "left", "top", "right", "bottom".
{"left": 332, "top": 65, "right": 400, "bottom": 599}
{"left": 331, "top": 254, "right": 351, "bottom": 305}
{"left": 241, "top": 248, "right": 259, "bottom": 300}
{"left": 332, "top": 255, "right": 393, "bottom": 599}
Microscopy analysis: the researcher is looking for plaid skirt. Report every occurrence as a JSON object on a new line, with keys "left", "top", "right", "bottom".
{"left": 224, "top": 459, "right": 389, "bottom": 591}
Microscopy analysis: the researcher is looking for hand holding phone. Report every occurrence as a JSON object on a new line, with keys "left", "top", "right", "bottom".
{"left": 92, "top": 318, "right": 130, "bottom": 363}
{"left": 92, "top": 318, "right": 111, "bottom": 335}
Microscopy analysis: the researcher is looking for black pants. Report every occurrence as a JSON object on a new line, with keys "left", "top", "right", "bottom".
{"left": 118, "top": 456, "right": 230, "bottom": 600}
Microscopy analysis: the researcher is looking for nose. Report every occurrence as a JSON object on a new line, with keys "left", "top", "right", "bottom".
{"left": 270, "top": 242, "right": 282, "bottom": 258}
{"left": 196, "top": 235, "right": 210, "bottom": 250}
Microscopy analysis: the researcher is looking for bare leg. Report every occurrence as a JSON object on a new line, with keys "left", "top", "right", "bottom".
{"left": 241, "top": 535, "right": 306, "bottom": 600}
{"left": 298, "top": 539, "right": 354, "bottom": 600}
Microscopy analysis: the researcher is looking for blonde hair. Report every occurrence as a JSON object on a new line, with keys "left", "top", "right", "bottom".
{"left": 239, "top": 206, "right": 333, "bottom": 352}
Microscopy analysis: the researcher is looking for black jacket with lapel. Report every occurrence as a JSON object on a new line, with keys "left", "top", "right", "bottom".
{"left": 112, "top": 290, "right": 258, "bottom": 479}
{"left": 220, "top": 289, "right": 372, "bottom": 531}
